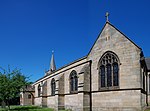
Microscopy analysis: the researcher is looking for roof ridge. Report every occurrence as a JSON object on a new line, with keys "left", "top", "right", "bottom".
{"left": 87, "top": 21, "right": 142, "bottom": 56}
{"left": 87, "top": 22, "right": 108, "bottom": 55}
{"left": 107, "top": 22, "right": 141, "bottom": 50}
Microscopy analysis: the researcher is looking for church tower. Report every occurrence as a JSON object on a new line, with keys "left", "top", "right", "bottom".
{"left": 49, "top": 51, "right": 56, "bottom": 73}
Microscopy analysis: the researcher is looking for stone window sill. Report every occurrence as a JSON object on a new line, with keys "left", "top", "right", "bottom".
{"left": 99, "top": 86, "right": 119, "bottom": 91}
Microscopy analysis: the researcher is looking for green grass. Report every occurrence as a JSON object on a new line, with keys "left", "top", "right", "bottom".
{"left": 0, "top": 106, "right": 54, "bottom": 111}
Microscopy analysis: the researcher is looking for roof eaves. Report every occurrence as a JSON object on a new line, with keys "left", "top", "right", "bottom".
{"left": 87, "top": 22, "right": 108, "bottom": 56}
{"left": 34, "top": 55, "right": 87, "bottom": 83}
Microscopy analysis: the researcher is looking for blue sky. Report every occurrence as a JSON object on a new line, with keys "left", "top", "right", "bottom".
{"left": 0, "top": 0, "right": 150, "bottom": 82}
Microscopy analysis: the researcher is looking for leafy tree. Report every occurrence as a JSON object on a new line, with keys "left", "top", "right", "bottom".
{"left": 0, "top": 66, "right": 29, "bottom": 109}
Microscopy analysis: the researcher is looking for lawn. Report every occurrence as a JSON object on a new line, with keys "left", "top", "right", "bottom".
{"left": 0, "top": 106, "right": 54, "bottom": 111}
{"left": 0, "top": 105, "right": 70, "bottom": 111}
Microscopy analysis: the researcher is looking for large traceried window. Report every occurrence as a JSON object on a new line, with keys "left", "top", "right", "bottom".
{"left": 99, "top": 51, "right": 119, "bottom": 89}
{"left": 70, "top": 70, "right": 78, "bottom": 93}
{"left": 51, "top": 78, "right": 56, "bottom": 96}
{"left": 38, "top": 84, "right": 41, "bottom": 97}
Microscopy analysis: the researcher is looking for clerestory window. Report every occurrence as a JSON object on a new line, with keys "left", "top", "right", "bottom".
{"left": 99, "top": 51, "right": 119, "bottom": 90}
{"left": 70, "top": 70, "right": 78, "bottom": 93}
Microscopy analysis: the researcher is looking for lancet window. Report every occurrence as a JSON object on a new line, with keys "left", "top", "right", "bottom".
{"left": 38, "top": 84, "right": 41, "bottom": 97}
{"left": 51, "top": 78, "right": 56, "bottom": 96}
{"left": 70, "top": 70, "right": 78, "bottom": 93}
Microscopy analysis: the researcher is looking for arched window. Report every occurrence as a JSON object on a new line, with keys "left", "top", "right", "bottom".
{"left": 107, "top": 64, "right": 112, "bottom": 87}
{"left": 70, "top": 70, "right": 78, "bottom": 93}
{"left": 100, "top": 65, "right": 105, "bottom": 87}
{"left": 113, "top": 63, "right": 119, "bottom": 86}
{"left": 38, "top": 84, "right": 41, "bottom": 97}
{"left": 51, "top": 78, "right": 55, "bottom": 96}
{"left": 99, "top": 51, "right": 119, "bottom": 89}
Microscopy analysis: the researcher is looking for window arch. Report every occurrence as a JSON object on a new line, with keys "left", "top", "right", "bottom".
{"left": 99, "top": 51, "right": 119, "bottom": 89}
{"left": 51, "top": 78, "right": 55, "bottom": 96}
{"left": 70, "top": 70, "right": 78, "bottom": 93}
{"left": 38, "top": 84, "right": 41, "bottom": 97}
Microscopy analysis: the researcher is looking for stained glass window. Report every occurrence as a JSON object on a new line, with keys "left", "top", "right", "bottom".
{"left": 99, "top": 52, "right": 119, "bottom": 89}
{"left": 113, "top": 63, "right": 119, "bottom": 86}
{"left": 75, "top": 76, "right": 78, "bottom": 91}
{"left": 38, "top": 84, "right": 41, "bottom": 97}
{"left": 70, "top": 70, "right": 78, "bottom": 93}
{"left": 100, "top": 65, "right": 105, "bottom": 87}
{"left": 107, "top": 64, "right": 112, "bottom": 87}
{"left": 51, "top": 78, "right": 55, "bottom": 96}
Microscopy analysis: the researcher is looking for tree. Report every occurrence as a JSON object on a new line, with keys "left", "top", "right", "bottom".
{"left": 0, "top": 66, "right": 29, "bottom": 109}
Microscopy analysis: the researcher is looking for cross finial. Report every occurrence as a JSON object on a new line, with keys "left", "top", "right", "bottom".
{"left": 52, "top": 50, "right": 54, "bottom": 54}
{"left": 105, "top": 12, "right": 109, "bottom": 22}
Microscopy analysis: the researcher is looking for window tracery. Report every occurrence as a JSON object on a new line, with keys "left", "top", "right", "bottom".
{"left": 70, "top": 70, "right": 78, "bottom": 93}
{"left": 99, "top": 51, "right": 119, "bottom": 89}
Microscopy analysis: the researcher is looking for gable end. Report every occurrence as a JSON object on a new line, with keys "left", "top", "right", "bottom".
{"left": 87, "top": 22, "right": 142, "bottom": 56}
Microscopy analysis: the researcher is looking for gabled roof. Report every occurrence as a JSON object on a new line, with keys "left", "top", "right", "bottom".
{"left": 22, "top": 85, "right": 35, "bottom": 92}
{"left": 87, "top": 22, "right": 141, "bottom": 56}
{"left": 145, "top": 57, "right": 150, "bottom": 71}
{"left": 34, "top": 55, "right": 87, "bottom": 83}
{"left": 34, "top": 21, "right": 143, "bottom": 83}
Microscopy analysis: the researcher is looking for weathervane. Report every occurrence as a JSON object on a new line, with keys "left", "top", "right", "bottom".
{"left": 105, "top": 12, "right": 109, "bottom": 22}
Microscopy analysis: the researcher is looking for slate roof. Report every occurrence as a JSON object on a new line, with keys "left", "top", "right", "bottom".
{"left": 23, "top": 85, "right": 35, "bottom": 92}
{"left": 34, "top": 56, "right": 87, "bottom": 83}
{"left": 34, "top": 21, "right": 143, "bottom": 83}
{"left": 145, "top": 57, "right": 150, "bottom": 71}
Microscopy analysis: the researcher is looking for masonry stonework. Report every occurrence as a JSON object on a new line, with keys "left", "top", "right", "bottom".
{"left": 21, "top": 21, "right": 150, "bottom": 111}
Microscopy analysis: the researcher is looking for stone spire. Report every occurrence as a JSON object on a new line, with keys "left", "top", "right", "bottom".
{"left": 50, "top": 51, "right": 56, "bottom": 72}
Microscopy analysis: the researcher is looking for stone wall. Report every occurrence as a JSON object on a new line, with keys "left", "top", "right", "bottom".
{"left": 20, "top": 92, "right": 33, "bottom": 105}
{"left": 92, "top": 90, "right": 141, "bottom": 111}
{"left": 141, "top": 93, "right": 146, "bottom": 108}
{"left": 36, "top": 58, "right": 90, "bottom": 111}
{"left": 47, "top": 96, "right": 58, "bottom": 109}
{"left": 34, "top": 97, "right": 42, "bottom": 106}
{"left": 83, "top": 93, "right": 90, "bottom": 111}
{"left": 88, "top": 23, "right": 142, "bottom": 90}
{"left": 87, "top": 23, "right": 144, "bottom": 110}
{"left": 65, "top": 93, "right": 83, "bottom": 111}
{"left": 42, "top": 97, "right": 47, "bottom": 107}
{"left": 31, "top": 22, "right": 147, "bottom": 111}
{"left": 63, "top": 62, "right": 90, "bottom": 111}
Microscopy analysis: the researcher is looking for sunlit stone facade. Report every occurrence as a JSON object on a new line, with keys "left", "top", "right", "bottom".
{"left": 21, "top": 22, "right": 150, "bottom": 111}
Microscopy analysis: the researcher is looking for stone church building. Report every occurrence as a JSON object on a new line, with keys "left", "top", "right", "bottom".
{"left": 20, "top": 19, "right": 150, "bottom": 111}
